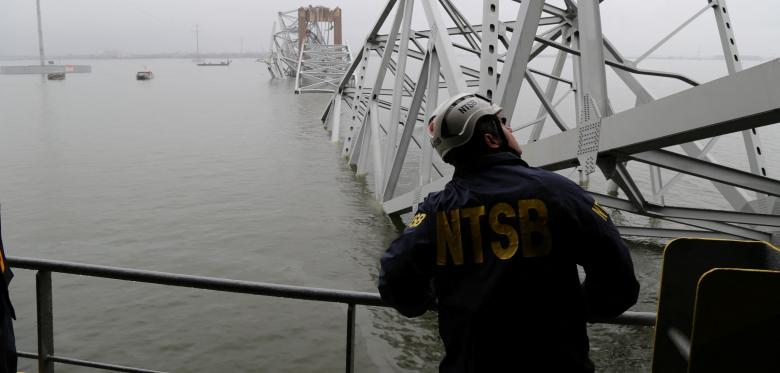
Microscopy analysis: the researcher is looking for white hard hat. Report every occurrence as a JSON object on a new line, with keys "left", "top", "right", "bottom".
{"left": 426, "top": 93, "right": 502, "bottom": 160}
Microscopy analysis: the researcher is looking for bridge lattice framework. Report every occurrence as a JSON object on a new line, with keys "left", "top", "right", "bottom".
{"left": 321, "top": 0, "right": 780, "bottom": 243}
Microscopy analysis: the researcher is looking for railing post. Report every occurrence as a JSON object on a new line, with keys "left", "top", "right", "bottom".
{"left": 345, "top": 303, "right": 355, "bottom": 373}
{"left": 37, "top": 270, "right": 54, "bottom": 373}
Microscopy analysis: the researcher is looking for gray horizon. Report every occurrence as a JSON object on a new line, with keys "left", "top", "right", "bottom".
{"left": 1, "top": 0, "right": 779, "bottom": 60}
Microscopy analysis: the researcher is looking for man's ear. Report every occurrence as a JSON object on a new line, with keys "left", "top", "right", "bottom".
{"left": 483, "top": 132, "right": 502, "bottom": 149}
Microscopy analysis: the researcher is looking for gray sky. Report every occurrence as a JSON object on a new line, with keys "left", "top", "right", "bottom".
{"left": 1, "top": 0, "right": 779, "bottom": 58}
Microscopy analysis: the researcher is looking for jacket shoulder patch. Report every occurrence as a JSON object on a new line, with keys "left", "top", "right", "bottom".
{"left": 408, "top": 212, "right": 427, "bottom": 228}
{"left": 592, "top": 201, "right": 609, "bottom": 221}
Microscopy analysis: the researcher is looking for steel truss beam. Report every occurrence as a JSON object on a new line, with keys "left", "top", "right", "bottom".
{"left": 319, "top": 0, "right": 780, "bottom": 243}
{"left": 295, "top": 44, "right": 352, "bottom": 94}
{"left": 521, "top": 60, "right": 780, "bottom": 169}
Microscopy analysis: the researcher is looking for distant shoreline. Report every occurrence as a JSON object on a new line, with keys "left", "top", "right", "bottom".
{"left": 0, "top": 52, "right": 267, "bottom": 61}
{"left": 0, "top": 53, "right": 771, "bottom": 62}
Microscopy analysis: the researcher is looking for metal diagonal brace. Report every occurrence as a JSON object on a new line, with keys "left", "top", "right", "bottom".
{"left": 592, "top": 192, "right": 780, "bottom": 228}
{"left": 496, "top": 0, "right": 545, "bottom": 123}
{"left": 383, "top": 47, "right": 432, "bottom": 201}
{"left": 592, "top": 193, "right": 774, "bottom": 241}
{"left": 626, "top": 150, "right": 780, "bottom": 198}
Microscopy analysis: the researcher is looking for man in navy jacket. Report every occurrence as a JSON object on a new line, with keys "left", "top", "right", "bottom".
{"left": 379, "top": 93, "right": 639, "bottom": 372}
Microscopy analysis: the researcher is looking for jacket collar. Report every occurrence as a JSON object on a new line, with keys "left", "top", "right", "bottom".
{"left": 453, "top": 152, "right": 529, "bottom": 177}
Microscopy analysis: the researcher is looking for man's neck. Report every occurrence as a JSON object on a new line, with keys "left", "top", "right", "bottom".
{"left": 453, "top": 151, "right": 528, "bottom": 177}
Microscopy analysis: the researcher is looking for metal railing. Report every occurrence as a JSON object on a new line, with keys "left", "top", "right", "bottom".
{"left": 7, "top": 256, "right": 656, "bottom": 373}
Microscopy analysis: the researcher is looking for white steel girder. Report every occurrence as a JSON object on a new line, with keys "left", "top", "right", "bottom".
{"left": 319, "top": 0, "right": 780, "bottom": 243}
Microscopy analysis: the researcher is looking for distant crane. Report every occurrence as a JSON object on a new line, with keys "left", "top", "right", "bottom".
{"left": 0, "top": 0, "right": 90, "bottom": 75}
{"left": 35, "top": 0, "right": 46, "bottom": 73}
{"left": 194, "top": 24, "right": 202, "bottom": 63}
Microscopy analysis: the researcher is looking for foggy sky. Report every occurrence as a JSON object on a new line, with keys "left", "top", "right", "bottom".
{"left": 1, "top": 0, "right": 779, "bottom": 59}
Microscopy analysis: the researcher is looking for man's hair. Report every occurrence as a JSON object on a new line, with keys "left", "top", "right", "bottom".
{"left": 442, "top": 115, "right": 504, "bottom": 165}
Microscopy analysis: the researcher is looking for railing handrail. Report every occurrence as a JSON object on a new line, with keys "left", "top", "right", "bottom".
{"left": 7, "top": 256, "right": 656, "bottom": 324}
{"left": 8, "top": 256, "right": 384, "bottom": 306}
{"left": 6, "top": 256, "right": 657, "bottom": 373}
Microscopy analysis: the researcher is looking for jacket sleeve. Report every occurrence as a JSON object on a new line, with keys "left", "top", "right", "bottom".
{"left": 378, "top": 203, "right": 436, "bottom": 318}
{"left": 559, "top": 181, "right": 639, "bottom": 321}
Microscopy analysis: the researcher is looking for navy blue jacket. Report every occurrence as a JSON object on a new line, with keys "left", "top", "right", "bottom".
{"left": 379, "top": 152, "right": 639, "bottom": 373}
{"left": 0, "top": 215, "right": 15, "bottom": 373}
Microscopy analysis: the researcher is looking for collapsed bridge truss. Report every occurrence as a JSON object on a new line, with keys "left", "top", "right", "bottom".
{"left": 321, "top": 0, "right": 780, "bottom": 243}
{"left": 265, "top": 5, "right": 352, "bottom": 94}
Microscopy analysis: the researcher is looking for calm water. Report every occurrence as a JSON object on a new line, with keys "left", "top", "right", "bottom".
{"left": 0, "top": 57, "right": 776, "bottom": 372}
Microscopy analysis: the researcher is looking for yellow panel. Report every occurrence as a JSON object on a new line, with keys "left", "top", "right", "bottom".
{"left": 689, "top": 268, "right": 780, "bottom": 373}
{"left": 651, "top": 238, "right": 780, "bottom": 373}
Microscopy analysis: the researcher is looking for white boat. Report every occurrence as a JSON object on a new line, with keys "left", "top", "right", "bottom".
{"left": 136, "top": 71, "right": 154, "bottom": 80}
{"left": 197, "top": 59, "right": 231, "bottom": 67}
{"left": 47, "top": 72, "right": 65, "bottom": 80}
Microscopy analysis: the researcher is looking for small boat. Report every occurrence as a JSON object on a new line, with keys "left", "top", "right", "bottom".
{"left": 136, "top": 71, "right": 154, "bottom": 80}
{"left": 197, "top": 59, "right": 231, "bottom": 66}
{"left": 47, "top": 72, "right": 65, "bottom": 80}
